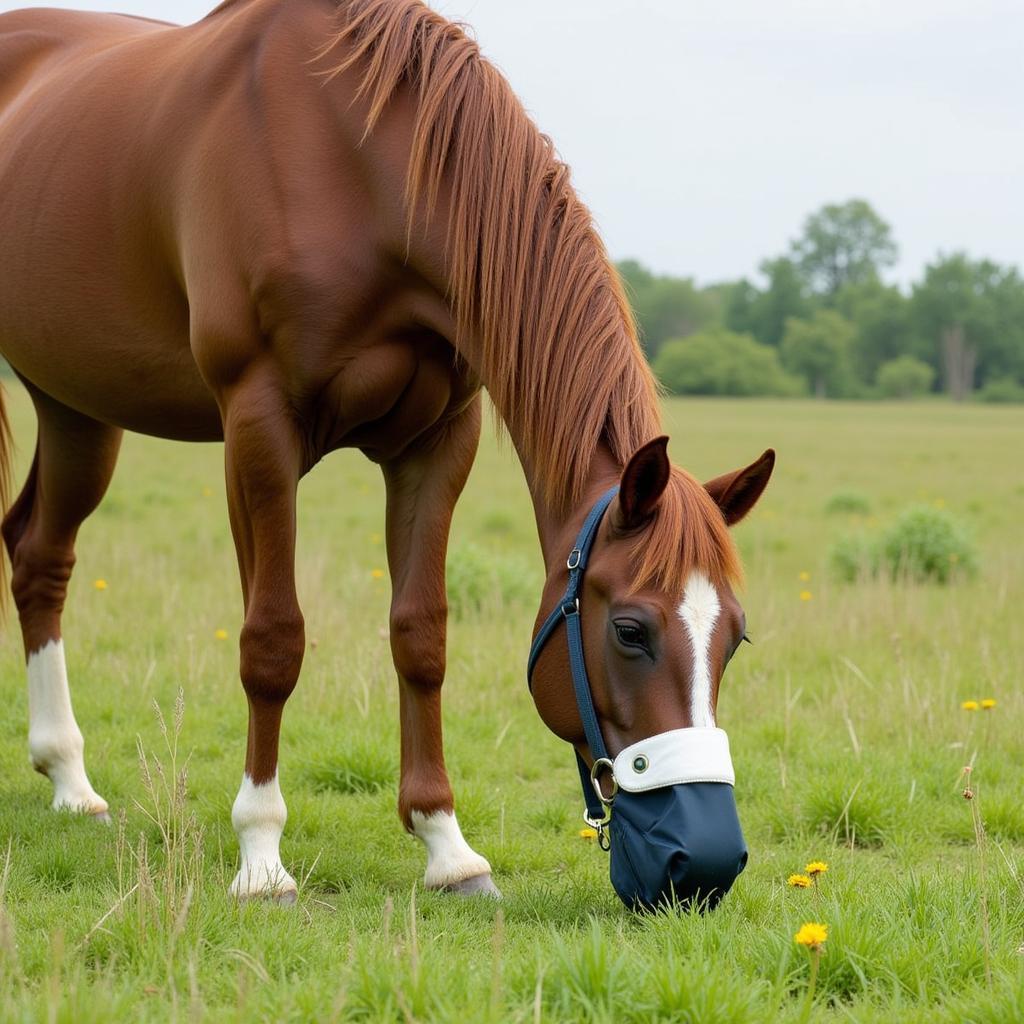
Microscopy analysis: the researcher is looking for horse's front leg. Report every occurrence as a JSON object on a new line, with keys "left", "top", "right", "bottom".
{"left": 382, "top": 398, "right": 498, "bottom": 895}
{"left": 221, "top": 379, "right": 305, "bottom": 903}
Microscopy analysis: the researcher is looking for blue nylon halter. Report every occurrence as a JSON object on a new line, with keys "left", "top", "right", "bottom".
{"left": 527, "top": 485, "right": 619, "bottom": 823}
{"left": 527, "top": 486, "right": 750, "bottom": 909}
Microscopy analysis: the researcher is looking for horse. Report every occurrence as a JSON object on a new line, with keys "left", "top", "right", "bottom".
{"left": 0, "top": 0, "right": 774, "bottom": 911}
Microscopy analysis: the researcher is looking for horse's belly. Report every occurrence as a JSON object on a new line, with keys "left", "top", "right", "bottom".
{"left": 2, "top": 327, "right": 223, "bottom": 442}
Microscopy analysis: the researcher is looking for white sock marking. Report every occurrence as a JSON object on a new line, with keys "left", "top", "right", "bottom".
{"left": 410, "top": 810, "right": 492, "bottom": 888}
{"left": 677, "top": 572, "right": 722, "bottom": 729}
{"left": 230, "top": 772, "right": 297, "bottom": 898}
{"left": 27, "top": 639, "right": 108, "bottom": 814}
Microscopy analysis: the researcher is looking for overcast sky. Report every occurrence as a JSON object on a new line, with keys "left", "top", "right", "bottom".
{"left": 5, "top": 0, "right": 1021, "bottom": 287}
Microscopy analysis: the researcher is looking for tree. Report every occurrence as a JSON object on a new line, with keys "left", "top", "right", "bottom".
{"left": 834, "top": 280, "right": 923, "bottom": 386}
{"left": 617, "top": 260, "right": 718, "bottom": 358}
{"left": 910, "top": 253, "right": 1024, "bottom": 400}
{"left": 653, "top": 328, "right": 803, "bottom": 397}
{"left": 876, "top": 356, "right": 935, "bottom": 398}
{"left": 780, "top": 311, "right": 857, "bottom": 398}
{"left": 721, "top": 278, "right": 760, "bottom": 338}
{"left": 723, "top": 257, "right": 814, "bottom": 347}
{"left": 791, "top": 199, "right": 898, "bottom": 299}
{"left": 754, "top": 257, "right": 814, "bottom": 347}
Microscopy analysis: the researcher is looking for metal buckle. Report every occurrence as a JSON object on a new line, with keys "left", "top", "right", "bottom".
{"left": 566, "top": 548, "right": 582, "bottom": 570}
{"left": 560, "top": 597, "right": 579, "bottom": 618}
{"left": 583, "top": 809, "right": 612, "bottom": 851}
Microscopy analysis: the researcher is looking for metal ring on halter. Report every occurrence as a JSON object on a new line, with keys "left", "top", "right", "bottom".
{"left": 590, "top": 757, "right": 618, "bottom": 806}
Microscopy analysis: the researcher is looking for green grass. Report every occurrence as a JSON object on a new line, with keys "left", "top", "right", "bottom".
{"left": 0, "top": 387, "right": 1022, "bottom": 1021}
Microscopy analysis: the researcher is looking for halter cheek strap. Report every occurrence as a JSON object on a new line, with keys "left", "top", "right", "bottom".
{"left": 527, "top": 486, "right": 619, "bottom": 825}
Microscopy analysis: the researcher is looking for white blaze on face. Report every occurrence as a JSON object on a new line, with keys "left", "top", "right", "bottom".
{"left": 27, "top": 639, "right": 108, "bottom": 815}
{"left": 676, "top": 572, "right": 722, "bottom": 729}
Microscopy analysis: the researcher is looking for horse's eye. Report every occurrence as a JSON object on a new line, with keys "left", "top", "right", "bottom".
{"left": 614, "top": 619, "right": 649, "bottom": 650}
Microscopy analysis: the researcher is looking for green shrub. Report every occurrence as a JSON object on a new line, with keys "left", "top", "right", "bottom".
{"left": 829, "top": 533, "right": 877, "bottom": 582}
{"left": 880, "top": 505, "right": 977, "bottom": 582}
{"left": 779, "top": 310, "right": 859, "bottom": 398}
{"left": 824, "top": 490, "right": 871, "bottom": 516}
{"left": 876, "top": 355, "right": 935, "bottom": 398}
{"left": 976, "top": 374, "right": 1024, "bottom": 404}
{"left": 446, "top": 542, "right": 537, "bottom": 617}
{"left": 653, "top": 328, "right": 804, "bottom": 397}
{"left": 830, "top": 505, "right": 977, "bottom": 584}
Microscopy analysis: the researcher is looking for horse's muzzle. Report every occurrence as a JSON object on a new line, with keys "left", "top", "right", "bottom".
{"left": 607, "top": 782, "right": 747, "bottom": 912}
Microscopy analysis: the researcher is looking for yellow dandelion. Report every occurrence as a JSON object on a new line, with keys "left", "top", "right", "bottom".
{"left": 800, "top": 590, "right": 813, "bottom": 602}
{"left": 201, "top": 486, "right": 213, "bottom": 498}
{"left": 579, "top": 828, "right": 598, "bottom": 840}
{"left": 93, "top": 579, "right": 108, "bottom": 591}
{"left": 370, "top": 533, "right": 382, "bottom": 545}
{"left": 798, "top": 570, "right": 811, "bottom": 582}
{"left": 933, "top": 498, "right": 946, "bottom": 509}
{"left": 788, "top": 874, "right": 812, "bottom": 888}
{"left": 794, "top": 922, "right": 828, "bottom": 948}
{"left": 961, "top": 700, "right": 979, "bottom": 711}
{"left": 371, "top": 568, "right": 385, "bottom": 580}
{"left": 214, "top": 628, "right": 228, "bottom": 641}
{"left": 981, "top": 698, "right": 996, "bottom": 710}
{"left": 805, "top": 861, "right": 828, "bottom": 877}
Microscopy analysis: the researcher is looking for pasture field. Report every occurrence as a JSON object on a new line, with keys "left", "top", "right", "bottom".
{"left": 0, "top": 382, "right": 1022, "bottom": 1022}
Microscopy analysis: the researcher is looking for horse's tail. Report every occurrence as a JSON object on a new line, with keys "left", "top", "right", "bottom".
{"left": 0, "top": 381, "right": 15, "bottom": 620}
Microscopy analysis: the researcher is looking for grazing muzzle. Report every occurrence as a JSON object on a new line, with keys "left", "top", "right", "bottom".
{"left": 607, "top": 777, "right": 747, "bottom": 912}
{"left": 605, "top": 727, "right": 746, "bottom": 910}
{"left": 528, "top": 487, "right": 748, "bottom": 913}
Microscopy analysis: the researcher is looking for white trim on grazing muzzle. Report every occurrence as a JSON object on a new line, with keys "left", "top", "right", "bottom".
{"left": 612, "top": 727, "right": 735, "bottom": 792}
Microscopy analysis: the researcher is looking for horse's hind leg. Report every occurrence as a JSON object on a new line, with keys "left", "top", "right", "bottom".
{"left": 382, "top": 397, "right": 498, "bottom": 895}
{"left": 2, "top": 388, "right": 122, "bottom": 816}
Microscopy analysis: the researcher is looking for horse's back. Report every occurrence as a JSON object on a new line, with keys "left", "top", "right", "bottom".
{"left": 0, "top": 7, "right": 169, "bottom": 117}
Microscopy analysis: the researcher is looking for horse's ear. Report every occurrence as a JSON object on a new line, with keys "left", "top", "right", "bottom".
{"left": 704, "top": 449, "right": 775, "bottom": 526}
{"left": 613, "top": 436, "right": 672, "bottom": 531}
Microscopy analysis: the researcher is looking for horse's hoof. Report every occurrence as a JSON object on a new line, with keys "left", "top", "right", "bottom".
{"left": 443, "top": 873, "right": 502, "bottom": 898}
{"left": 234, "top": 886, "right": 298, "bottom": 906}
{"left": 91, "top": 810, "right": 112, "bottom": 824}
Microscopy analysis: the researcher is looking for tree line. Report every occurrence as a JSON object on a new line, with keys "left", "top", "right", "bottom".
{"left": 619, "top": 199, "right": 1024, "bottom": 402}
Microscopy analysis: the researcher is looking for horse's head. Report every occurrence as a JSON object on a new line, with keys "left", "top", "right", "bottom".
{"left": 528, "top": 437, "right": 774, "bottom": 912}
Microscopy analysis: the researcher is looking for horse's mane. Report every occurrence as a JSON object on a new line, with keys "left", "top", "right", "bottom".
{"left": 324, "top": 0, "right": 740, "bottom": 591}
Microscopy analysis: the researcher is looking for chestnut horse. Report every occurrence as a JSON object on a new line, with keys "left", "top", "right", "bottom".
{"left": 0, "top": 0, "right": 773, "bottom": 909}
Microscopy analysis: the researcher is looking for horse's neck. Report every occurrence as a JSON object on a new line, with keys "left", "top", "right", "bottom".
{"left": 516, "top": 435, "right": 621, "bottom": 575}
